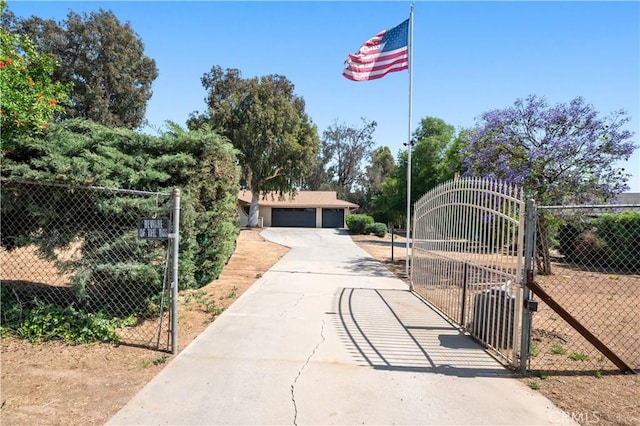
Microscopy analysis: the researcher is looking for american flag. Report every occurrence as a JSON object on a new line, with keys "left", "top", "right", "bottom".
{"left": 343, "top": 19, "right": 409, "bottom": 82}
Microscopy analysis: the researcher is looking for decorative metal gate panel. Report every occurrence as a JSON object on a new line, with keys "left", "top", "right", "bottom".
{"left": 411, "top": 177, "right": 526, "bottom": 366}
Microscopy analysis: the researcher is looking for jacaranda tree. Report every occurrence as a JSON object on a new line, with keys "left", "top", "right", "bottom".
{"left": 462, "top": 95, "right": 637, "bottom": 273}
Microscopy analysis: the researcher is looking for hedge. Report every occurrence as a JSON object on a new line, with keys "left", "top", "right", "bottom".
{"left": 1, "top": 120, "right": 241, "bottom": 318}
{"left": 558, "top": 211, "right": 640, "bottom": 270}
{"left": 366, "top": 222, "right": 388, "bottom": 238}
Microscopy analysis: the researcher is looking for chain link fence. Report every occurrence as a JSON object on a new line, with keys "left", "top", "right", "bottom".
{"left": 1, "top": 179, "right": 177, "bottom": 351}
{"left": 527, "top": 204, "right": 640, "bottom": 373}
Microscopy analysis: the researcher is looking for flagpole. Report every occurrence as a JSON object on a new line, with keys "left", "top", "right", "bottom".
{"left": 405, "top": 3, "right": 414, "bottom": 281}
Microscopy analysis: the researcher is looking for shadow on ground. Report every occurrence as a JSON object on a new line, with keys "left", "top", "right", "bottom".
{"left": 334, "top": 287, "right": 515, "bottom": 378}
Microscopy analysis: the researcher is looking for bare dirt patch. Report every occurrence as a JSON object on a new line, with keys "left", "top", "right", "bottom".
{"left": 2, "top": 229, "right": 638, "bottom": 426}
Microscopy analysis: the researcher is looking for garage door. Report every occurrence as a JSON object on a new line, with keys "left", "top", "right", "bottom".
{"left": 322, "top": 208, "right": 344, "bottom": 228}
{"left": 272, "top": 208, "right": 316, "bottom": 227}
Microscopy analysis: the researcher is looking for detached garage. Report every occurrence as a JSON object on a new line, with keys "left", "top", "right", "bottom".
{"left": 238, "top": 191, "right": 358, "bottom": 228}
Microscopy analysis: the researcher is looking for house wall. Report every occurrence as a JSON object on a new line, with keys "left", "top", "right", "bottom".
{"left": 260, "top": 206, "right": 272, "bottom": 227}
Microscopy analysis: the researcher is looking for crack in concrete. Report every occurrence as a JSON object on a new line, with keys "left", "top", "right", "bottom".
{"left": 291, "top": 319, "right": 326, "bottom": 426}
{"left": 280, "top": 293, "right": 305, "bottom": 318}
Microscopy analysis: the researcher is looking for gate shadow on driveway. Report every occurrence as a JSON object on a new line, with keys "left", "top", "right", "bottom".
{"left": 336, "top": 287, "right": 514, "bottom": 378}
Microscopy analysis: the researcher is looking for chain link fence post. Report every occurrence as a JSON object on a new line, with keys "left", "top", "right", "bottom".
{"left": 171, "top": 188, "right": 181, "bottom": 355}
{"left": 520, "top": 199, "right": 537, "bottom": 373}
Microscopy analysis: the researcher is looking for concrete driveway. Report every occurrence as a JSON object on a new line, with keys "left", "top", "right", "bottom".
{"left": 108, "top": 228, "right": 575, "bottom": 425}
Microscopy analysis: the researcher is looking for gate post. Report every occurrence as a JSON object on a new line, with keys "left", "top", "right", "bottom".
{"left": 520, "top": 199, "right": 537, "bottom": 373}
{"left": 171, "top": 188, "right": 181, "bottom": 354}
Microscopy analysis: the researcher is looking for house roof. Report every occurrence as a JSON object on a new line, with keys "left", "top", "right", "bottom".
{"left": 238, "top": 191, "right": 358, "bottom": 208}
{"left": 614, "top": 192, "right": 640, "bottom": 205}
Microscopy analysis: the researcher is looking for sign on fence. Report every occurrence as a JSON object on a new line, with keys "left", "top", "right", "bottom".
{"left": 138, "top": 217, "right": 169, "bottom": 240}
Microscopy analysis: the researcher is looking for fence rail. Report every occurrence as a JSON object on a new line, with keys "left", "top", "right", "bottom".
{"left": 0, "top": 179, "right": 179, "bottom": 351}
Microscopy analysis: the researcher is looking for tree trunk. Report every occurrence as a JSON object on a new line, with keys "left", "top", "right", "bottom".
{"left": 248, "top": 192, "right": 260, "bottom": 227}
{"left": 536, "top": 214, "right": 553, "bottom": 275}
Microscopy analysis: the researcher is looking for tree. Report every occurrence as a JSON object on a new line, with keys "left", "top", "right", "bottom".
{"left": 2, "top": 119, "right": 241, "bottom": 293}
{"left": 351, "top": 146, "right": 396, "bottom": 215}
{"left": 411, "top": 117, "right": 457, "bottom": 195}
{"left": 371, "top": 116, "right": 462, "bottom": 225}
{"left": 188, "top": 66, "right": 319, "bottom": 227}
{"left": 462, "top": 95, "right": 637, "bottom": 273}
{"left": 304, "top": 134, "right": 335, "bottom": 191}
{"left": 0, "top": 1, "right": 70, "bottom": 151}
{"left": 444, "top": 127, "right": 470, "bottom": 178}
{"left": 371, "top": 174, "right": 403, "bottom": 225}
{"left": 8, "top": 8, "right": 158, "bottom": 129}
{"left": 366, "top": 146, "right": 395, "bottom": 195}
{"left": 320, "top": 118, "right": 377, "bottom": 200}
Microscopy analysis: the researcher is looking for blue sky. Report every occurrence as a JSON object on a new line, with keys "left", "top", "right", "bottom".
{"left": 9, "top": 1, "right": 640, "bottom": 192}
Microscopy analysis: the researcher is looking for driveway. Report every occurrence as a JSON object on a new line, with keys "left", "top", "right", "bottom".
{"left": 108, "top": 228, "right": 575, "bottom": 425}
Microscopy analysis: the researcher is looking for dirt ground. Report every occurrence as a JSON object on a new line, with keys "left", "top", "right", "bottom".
{"left": 1, "top": 229, "right": 638, "bottom": 426}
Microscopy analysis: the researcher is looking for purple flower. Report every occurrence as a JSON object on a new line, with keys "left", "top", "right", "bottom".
{"left": 462, "top": 95, "right": 637, "bottom": 205}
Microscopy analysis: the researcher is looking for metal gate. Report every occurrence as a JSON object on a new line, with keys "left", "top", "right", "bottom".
{"left": 410, "top": 177, "right": 526, "bottom": 366}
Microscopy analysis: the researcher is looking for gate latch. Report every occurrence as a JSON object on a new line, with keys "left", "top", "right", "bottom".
{"left": 524, "top": 299, "right": 538, "bottom": 312}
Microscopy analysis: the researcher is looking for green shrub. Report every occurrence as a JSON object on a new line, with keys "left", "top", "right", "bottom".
{"left": 1, "top": 120, "right": 242, "bottom": 346}
{"left": 596, "top": 212, "right": 640, "bottom": 270}
{"left": 23, "top": 304, "right": 120, "bottom": 344}
{"left": 558, "top": 211, "right": 640, "bottom": 270}
{"left": 0, "top": 288, "right": 120, "bottom": 344}
{"left": 366, "top": 222, "right": 387, "bottom": 238}
{"left": 346, "top": 214, "right": 374, "bottom": 234}
{"left": 1, "top": 120, "right": 241, "bottom": 301}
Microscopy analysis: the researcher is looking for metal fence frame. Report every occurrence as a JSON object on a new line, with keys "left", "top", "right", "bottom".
{"left": 410, "top": 178, "right": 639, "bottom": 374}
{"left": 4, "top": 177, "right": 637, "bottom": 370}
{"left": 0, "top": 179, "right": 181, "bottom": 353}
{"left": 410, "top": 177, "right": 527, "bottom": 367}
